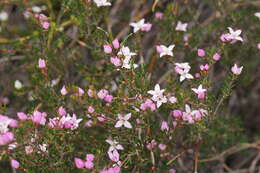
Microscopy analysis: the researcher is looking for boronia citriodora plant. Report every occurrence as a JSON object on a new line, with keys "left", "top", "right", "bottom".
{"left": 0, "top": 0, "right": 257, "bottom": 173}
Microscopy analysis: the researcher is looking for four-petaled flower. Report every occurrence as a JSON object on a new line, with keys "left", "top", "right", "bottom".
{"left": 175, "top": 63, "right": 194, "bottom": 82}
{"left": 147, "top": 84, "right": 167, "bottom": 108}
{"left": 93, "top": 0, "right": 111, "bottom": 7}
{"left": 130, "top": 19, "right": 152, "bottom": 33}
{"left": 157, "top": 45, "right": 175, "bottom": 57}
{"left": 227, "top": 27, "right": 243, "bottom": 42}
{"left": 191, "top": 85, "right": 207, "bottom": 99}
{"left": 175, "top": 21, "right": 188, "bottom": 32}
{"left": 231, "top": 64, "right": 243, "bottom": 75}
{"left": 115, "top": 113, "right": 132, "bottom": 129}
{"left": 106, "top": 139, "right": 124, "bottom": 152}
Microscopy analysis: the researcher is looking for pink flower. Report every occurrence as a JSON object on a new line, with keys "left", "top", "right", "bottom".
{"left": 158, "top": 144, "right": 167, "bottom": 151}
{"left": 156, "top": 45, "right": 163, "bottom": 53}
{"left": 108, "top": 149, "right": 120, "bottom": 162}
{"left": 191, "top": 85, "right": 207, "bottom": 100}
{"left": 171, "top": 110, "right": 182, "bottom": 119}
{"left": 38, "top": 59, "right": 46, "bottom": 68}
{"left": 60, "top": 86, "right": 68, "bottom": 95}
{"left": 11, "top": 159, "right": 20, "bottom": 169}
{"left": 58, "top": 106, "right": 66, "bottom": 116}
{"left": 161, "top": 121, "right": 169, "bottom": 131}
{"left": 257, "top": 43, "right": 260, "bottom": 50}
{"left": 78, "top": 87, "right": 84, "bottom": 96}
{"left": 112, "top": 39, "right": 120, "bottom": 49}
{"left": 213, "top": 53, "right": 221, "bottom": 61}
{"left": 103, "top": 44, "right": 112, "bottom": 54}
{"left": 110, "top": 56, "right": 122, "bottom": 67}
{"left": 220, "top": 33, "right": 232, "bottom": 43}
{"left": 231, "top": 64, "right": 243, "bottom": 75}
{"left": 155, "top": 12, "right": 163, "bottom": 19}
{"left": 17, "top": 112, "right": 28, "bottom": 120}
{"left": 0, "top": 132, "right": 14, "bottom": 146}
{"left": 200, "top": 64, "right": 209, "bottom": 71}
{"left": 140, "top": 99, "right": 156, "bottom": 111}
{"left": 146, "top": 140, "right": 157, "bottom": 150}
{"left": 197, "top": 49, "right": 205, "bottom": 57}
{"left": 41, "top": 21, "right": 50, "bottom": 29}
{"left": 172, "top": 121, "right": 177, "bottom": 127}
{"left": 97, "top": 114, "right": 106, "bottom": 122}
{"left": 88, "top": 106, "right": 95, "bottom": 113}
{"left": 85, "top": 120, "right": 93, "bottom": 127}
{"left": 169, "top": 168, "right": 176, "bottom": 173}
{"left": 85, "top": 161, "right": 94, "bottom": 169}
{"left": 195, "top": 73, "right": 200, "bottom": 78}
{"left": 141, "top": 23, "right": 152, "bottom": 32}
{"left": 97, "top": 89, "right": 109, "bottom": 100}
{"left": 74, "top": 158, "right": 85, "bottom": 168}
{"left": 31, "top": 111, "right": 47, "bottom": 125}
{"left": 104, "top": 95, "right": 113, "bottom": 102}
{"left": 86, "top": 154, "right": 95, "bottom": 162}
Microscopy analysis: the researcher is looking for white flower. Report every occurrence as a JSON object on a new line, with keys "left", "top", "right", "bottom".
{"left": 254, "top": 12, "right": 260, "bottom": 20}
{"left": 191, "top": 85, "right": 206, "bottom": 95}
{"left": 159, "top": 45, "right": 175, "bottom": 57}
{"left": 130, "top": 19, "right": 146, "bottom": 33}
{"left": 115, "top": 113, "right": 132, "bottom": 129}
{"left": 175, "top": 21, "right": 188, "bottom": 32}
{"left": 59, "top": 114, "right": 82, "bottom": 130}
{"left": 38, "top": 143, "right": 48, "bottom": 153}
{"left": 147, "top": 84, "right": 167, "bottom": 108}
{"left": 227, "top": 27, "right": 243, "bottom": 42}
{"left": 0, "top": 11, "right": 8, "bottom": 21}
{"left": 106, "top": 139, "right": 124, "bottom": 152}
{"left": 94, "top": 0, "right": 111, "bottom": 7}
{"left": 32, "top": 6, "right": 42, "bottom": 13}
{"left": 118, "top": 46, "right": 137, "bottom": 69}
{"left": 118, "top": 46, "right": 136, "bottom": 58}
{"left": 231, "top": 64, "right": 243, "bottom": 75}
{"left": 0, "top": 118, "right": 11, "bottom": 134}
{"left": 14, "top": 80, "right": 23, "bottom": 89}
{"left": 175, "top": 63, "right": 193, "bottom": 82}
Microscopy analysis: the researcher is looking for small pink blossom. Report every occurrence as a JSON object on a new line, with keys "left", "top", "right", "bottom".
{"left": 161, "top": 121, "right": 169, "bottom": 131}
{"left": 0, "top": 132, "right": 14, "bottom": 146}
{"left": 112, "top": 39, "right": 120, "bottom": 49}
{"left": 17, "top": 112, "right": 28, "bottom": 120}
{"left": 171, "top": 110, "right": 182, "bottom": 119}
{"left": 140, "top": 99, "right": 156, "bottom": 111}
{"left": 169, "top": 168, "right": 176, "bottom": 173}
{"left": 110, "top": 56, "right": 122, "bottom": 67}
{"left": 200, "top": 64, "right": 209, "bottom": 71}
{"left": 78, "top": 87, "right": 84, "bottom": 96}
{"left": 158, "top": 144, "right": 167, "bottom": 151}
{"left": 41, "top": 21, "right": 50, "bottom": 29}
{"left": 155, "top": 12, "right": 164, "bottom": 19}
{"left": 192, "top": 85, "right": 207, "bottom": 100}
{"left": 257, "top": 43, "right": 260, "bottom": 50}
{"left": 97, "top": 89, "right": 109, "bottom": 100}
{"left": 74, "top": 158, "right": 85, "bottom": 168}
{"left": 197, "top": 49, "right": 205, "bottom": 57}
{"left": 141, "top": 23, "right": 152, "bottom": 32}
{"left": 38, "top": 58, "right": 46, "bottom": 68}
{"left": 85, "top": 120, "right": 93, "bottom": 127}
{"left": 11, "top": 159, "right": 20, "bottom": 169}
{"left": 85, "top": 161, "right": 94, "bottom": 169}
{"left": 108, "top": 149, "right": 120, "bottom": 162}
{"left": 146, "top": 140, "right": 157, "bottom": 150}
{"left": 213, "top": 53, "right": 221, "bottom": 61}
{"left": 31, "top": 111, "right": 47, "bottom": 125}
{"left": 195, "top": 73, "right": 201, "bottom": 78}
{"left": 115, "top": 113, "right": 132, "bottom": 129}
{"left": 104, "top": 95, "right": 113, "bottom": 102}
{"left": 58, "top": 106, "right": 66, "bottom": 117}
{"left": 88, "top": 106, "right": 95, "bottom": 113}
{"left": 103, "top": 44, "right": 112, "bottom": 54}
